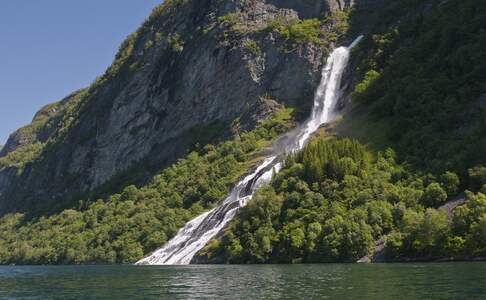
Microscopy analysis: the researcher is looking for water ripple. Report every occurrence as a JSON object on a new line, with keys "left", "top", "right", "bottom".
{"left": 1, "top": 263, "right": 486, "bottom": 299}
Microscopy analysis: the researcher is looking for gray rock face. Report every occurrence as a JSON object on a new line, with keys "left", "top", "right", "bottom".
{"left": 266, "top": 0, "right": 361, "bottom": 17}
{"left": 0, "top": 0, "right": 349, "bottom": 214}
{"left": 266, "top": 0, "right": 327, "bottom": 18}
{"left": 0, "top": 168, "right": 15, "bottom": 198}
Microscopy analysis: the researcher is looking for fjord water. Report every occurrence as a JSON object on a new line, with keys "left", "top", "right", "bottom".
{"left": 137, "top": 37, "right": 363, "bottom": 266}
{"left": 2, "top": 263, "right": 486, "bottom": 299}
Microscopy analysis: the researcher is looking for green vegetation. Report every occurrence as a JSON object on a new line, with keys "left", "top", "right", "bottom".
{"left": 384, "top": 190, "right": 486, "bottom": 259}
{"left": 0, "top": 108, "right": 295, "bottom": 265}
{"left": 218, "top": 13, "right": 244, "bottom": 29}
{"left": 201, "top": 137, "right": 486, "bottom": 263}
{"left": 0, "top": 90, "right": 87, "bottom": 172}
{"left": 350, "top": 0, "right": 486, "bottom": 176}
{"left": 217, "top": 12, "right": 250, "bottom": 44}
{"left": 242, "top": 39, "right": 261, "bottom": 56}
{"left": 0, "top": 0, "right": 190, "bottom": 180}
{"left": 0, "top": 143, "right": 44, "bottom": 170}
{"left": 2, "top": 0, "right": 486, "bottom": 266}
{"left": 168, "top": 34, "right": 184, "bottom": 53}
{"left": 352, "top": 70, "right": 380, "bottom": 101}
{"left": 324, "top": 11, "right": 349, "bottom": 41}
{"left": 268, "top": 18, "right": 324, "bottom": 45}
{"left": 0, "top": 0, "right": 194, "bottom": 169}
{"left": 207, "top": 0, "right": 486, "bottom": 263}
{"left": 216, "top": 9, "right": 349, "bottom": 52}
{"left": 96, "top": 0, "right": 187, "bottom": 82}
{"left": 265, "top": 11, "right": 349, "bottom": 50}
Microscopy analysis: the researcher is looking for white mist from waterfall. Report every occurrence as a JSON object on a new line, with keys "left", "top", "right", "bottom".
{"left": 136, "top": 36, "right": 362, "bottom": 265}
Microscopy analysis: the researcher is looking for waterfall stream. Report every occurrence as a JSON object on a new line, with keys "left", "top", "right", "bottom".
{"left": 136, "top": 36, "right": 362, "bottom": 265}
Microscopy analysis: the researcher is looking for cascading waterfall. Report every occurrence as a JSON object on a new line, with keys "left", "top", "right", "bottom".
{"left": 136, "top": 36, "right": 363, "bottom": 266}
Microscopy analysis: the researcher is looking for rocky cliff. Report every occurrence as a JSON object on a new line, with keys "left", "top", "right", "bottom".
{"left": 0, "top": 0, "right": 357, "bottom": 214}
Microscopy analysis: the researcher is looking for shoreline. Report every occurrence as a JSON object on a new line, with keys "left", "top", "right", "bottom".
{"left": 3, "top": 258, "right": 486, "bottom": 267}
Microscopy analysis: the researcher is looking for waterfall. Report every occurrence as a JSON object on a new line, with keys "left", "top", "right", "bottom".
{"left": 136, "top": 36, "right": 362, "bottom": 266}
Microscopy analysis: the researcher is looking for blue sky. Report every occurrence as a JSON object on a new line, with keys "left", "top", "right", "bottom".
{"left": 0, "top": 1, "right": 162, "bottom": 145}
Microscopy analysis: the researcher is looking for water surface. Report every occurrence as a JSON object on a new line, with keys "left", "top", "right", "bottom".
{"left": 1, "top": 263, "right": 486, "bottom": 299}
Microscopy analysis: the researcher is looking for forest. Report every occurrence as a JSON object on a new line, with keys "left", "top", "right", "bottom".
{"left": 198, "top": 0, "right": 486, "bottom": 263}
{"left": 199, "top": 138, "right": 486, "bottom": 263}
{"left": 0, "top": 108, "right": 295, "bottom": 264}
{"left": 351, "top": 0, "right": 486, "bottom": 175}
{"left": 1, "top": 0, "right": 485, "bottom": 265}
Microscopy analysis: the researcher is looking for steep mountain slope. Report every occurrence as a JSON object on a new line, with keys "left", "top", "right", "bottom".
{"left": 0, "top": 0, "right": 362, "bottom": 264}
{"left": 0, "top": 0, "right": 352, "bottom": 215}
{"left": 340, "top": 0, "right": 486, "bottom": 175}
{"left": 2, "top": 0, "right": 485, "bottom": 265}
{"left": 197, "top": 0, "right": 486, "bottom": 264}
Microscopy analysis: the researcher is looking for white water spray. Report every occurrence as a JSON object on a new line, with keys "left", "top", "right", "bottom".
{"left": 136, "top": 37, "right": 362, "bottom": 265}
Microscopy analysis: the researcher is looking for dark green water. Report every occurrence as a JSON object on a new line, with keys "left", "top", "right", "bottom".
{"left": 1, "top": 263, "right": 486, "bottom": 299}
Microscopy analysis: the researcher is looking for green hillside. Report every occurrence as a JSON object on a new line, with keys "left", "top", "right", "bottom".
{"left": 1, "top": 0, "right": 485, "bottom": 265}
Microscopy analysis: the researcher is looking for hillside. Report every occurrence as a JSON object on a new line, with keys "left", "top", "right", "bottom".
{"left": 0, "top": 0, "right": 353, "bottom": 264}
{"left": 0, "top": 0, "right": 349, "bottom": 215}
{"left": 197, "top": 0, "right": 486, "bottom": 263}
{"left": 339, "top": 0, "right": 486, "bottom": 175}
{"left": 0, "top": 0, "right": 485, "bottom": 265}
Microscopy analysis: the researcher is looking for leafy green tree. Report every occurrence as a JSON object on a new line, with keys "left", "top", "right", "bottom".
{"left": 384, "top": 231, "right": 405, "bottom": 259}
{"left": 466, "top": 214, "right": 486, "bottom": 256}
{"left": 469, "top": 166, "right": 486, "bottom": 191}
{"left": 440, "top": 171, "right": 460, "bottom": 196}
{"left": 422, "top": 183, "right": 447, "bottom": 207}
{"left": 444, "top": 236, "right": 465, "bottom": 257}
{"left": 414, "top": 209, "right": 450, "bottom": 256}
{"left": 0, "top": 108, "right": 296, "bottom": 265}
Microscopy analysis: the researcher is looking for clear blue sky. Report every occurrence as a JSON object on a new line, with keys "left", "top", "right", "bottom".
{"left": 0, "top": 1, "right": 163, "bottom": 145}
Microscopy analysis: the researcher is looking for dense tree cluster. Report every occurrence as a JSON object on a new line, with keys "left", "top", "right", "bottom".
{"left": 2, "top": 0, "right": 486, "bottom": 266}
{"left": 200, "top": 138, "right": 486, "bottom": 263}
{"left": 352, "top": 0, "right": 486, "bottom": 175}
{"left": 0, "top": 108, "right": 295, "bottom": 265}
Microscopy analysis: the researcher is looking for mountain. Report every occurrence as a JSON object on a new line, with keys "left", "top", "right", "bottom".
{"left": 0, "top": 0, "right": 485, "bottom": 265}
{"left": 194, "top": 0, "right": 486, "bottom": 264}
{"left": 0, "top": 0, "right": 351, "bottom": 215}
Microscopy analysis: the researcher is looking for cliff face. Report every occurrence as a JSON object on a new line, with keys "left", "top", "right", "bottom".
{"left": 0, "top": 0, "right": 350, "bottom": 214}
